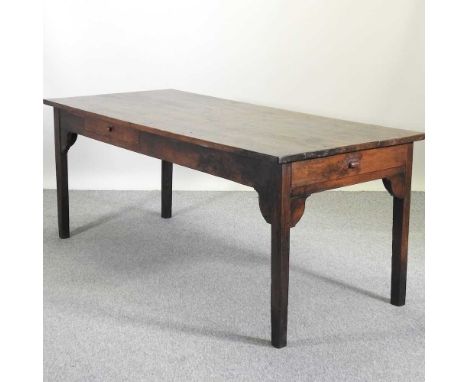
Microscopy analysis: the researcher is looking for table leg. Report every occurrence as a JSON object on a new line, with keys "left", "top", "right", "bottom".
{"left": 383, "top": 144, "right": 413, "bottom": 306}
{"left": 390, "top": 193, "right": 411, "bottom": 306}
{"left": 161, "top": 160, "right": 173, "bottom": 218}
{"left": 54, "top": 109, "right": 76, "bottom": 239}
{"left": 271, "top": 164, "right": 291, "bottom": 348}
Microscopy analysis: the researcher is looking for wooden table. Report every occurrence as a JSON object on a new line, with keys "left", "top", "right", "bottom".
{"left": 44, "top": 89, "right": 425, "bottom": 348}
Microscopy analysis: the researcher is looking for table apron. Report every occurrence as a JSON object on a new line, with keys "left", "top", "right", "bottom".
{"left": 290, "top": 144, "right": 411, "bottom": 196}
{"left": 59, "top": 109, "right": 276, "bottom": 189}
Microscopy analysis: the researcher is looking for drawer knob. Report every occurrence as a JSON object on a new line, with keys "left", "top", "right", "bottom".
{"left": 348, "top": 160, "right": 360, "bottom": 169}
{"left": 107, "top": 125, "right": 114, "bottom": 132}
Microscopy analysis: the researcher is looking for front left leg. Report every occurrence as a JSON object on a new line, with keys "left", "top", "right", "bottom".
{"left": 270, "top": 164, "right": 292, "bottom": 348}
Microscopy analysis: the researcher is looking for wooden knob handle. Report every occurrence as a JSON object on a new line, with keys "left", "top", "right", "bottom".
{"left": 348, "top": 160, "right": 360, "bottom": 169}
{"left": 107, "top": 126, "right": 113, "bottom": 132}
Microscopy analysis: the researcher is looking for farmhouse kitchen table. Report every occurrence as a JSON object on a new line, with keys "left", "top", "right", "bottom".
{"left": 44, "top": 89, "right": 425, "bottom": 348}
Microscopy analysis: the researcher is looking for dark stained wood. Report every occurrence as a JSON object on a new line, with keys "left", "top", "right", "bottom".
{"left": 290, "top": 197, "right": 307, "bottom": 227}
{"left": 382, "top": 174, "right": 406, "bottom": 199}
{"left": 59, "top": 110, "right": 276, "bottom": 189}
{"left": 138, "top": 131, "right": 276, "bottom": 188}
{"left": 257, "top": 191, "right": 307, "bottom": 228}
{"left": 44, "top": 89, "right": 425, "bottom": 349}
{"left": 383, "top": 144, "right": 414, "bottom": 306}
{"left": 292, "top": 145, "right": 407, "bottom": 188}
{"left": 270, "top": 164, "right": 292, "bottom": 348}
{"left": 54, "top": 109, "right": 77, "bottom": 239}
{"left": 61, "top": 112, "right": 140, "bottom": 152}
{"left": 84, "top": 117, "right": 139, "bottom": 147}
{"left": 290, "top": 144, "right": 411, "bottom": 196}
{"left": 44, "top": 89, "right": 424, "bottom": 163}
{"left": 161, "top": 160, "right": 173, "bottom": 218}
{"left": 291, "top": 167, "right": 404, "bottom": 196}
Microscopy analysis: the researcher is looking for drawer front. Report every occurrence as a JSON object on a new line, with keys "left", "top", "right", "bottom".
{"left": 83, "top": 117, "right": 139, "bottom": 147}
{"left": 291, "top": 145, "right": 408, "bottom": 192}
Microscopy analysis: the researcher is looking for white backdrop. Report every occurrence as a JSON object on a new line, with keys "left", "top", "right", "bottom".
{"left": 43, "top": 0, "right": 424, "bottom": 191}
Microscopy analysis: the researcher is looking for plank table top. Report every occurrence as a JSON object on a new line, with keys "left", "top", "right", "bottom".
{"left": 44, "top": 89, "right": 424, "bottom": 163}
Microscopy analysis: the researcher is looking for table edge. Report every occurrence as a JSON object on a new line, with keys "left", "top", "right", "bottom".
{"left": 278, "top": 133, "right": 424, "bottom": 163}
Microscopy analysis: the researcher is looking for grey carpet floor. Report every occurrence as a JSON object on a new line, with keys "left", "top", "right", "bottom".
{"left": 43, "top": 190, "right": 424, "bottom": 382}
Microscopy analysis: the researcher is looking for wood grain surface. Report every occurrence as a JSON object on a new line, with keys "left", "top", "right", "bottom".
{"left": 44, "top": 89, "right": 424, "bottom": 163}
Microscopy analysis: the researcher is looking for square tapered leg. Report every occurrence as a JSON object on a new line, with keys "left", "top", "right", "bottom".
{"left": 161, "top": 160, "right": 173, "bottom": 218}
